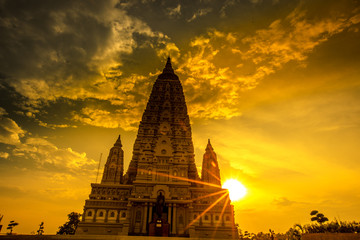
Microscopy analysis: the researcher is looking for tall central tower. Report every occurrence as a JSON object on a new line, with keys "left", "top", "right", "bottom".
{"left": 76, "top": 58, "right": 238, "bottom": 238}
{"left": 125, "top": 58, "right": 199, "bottom": 184}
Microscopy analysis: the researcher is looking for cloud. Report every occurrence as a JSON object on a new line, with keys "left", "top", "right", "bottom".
{"left": 177, "top": 29, "right": 246, "bottom": 119}
{"left": 71, "top": 71, "right": 156, "bottom": 130}
{"left": 72, "top": 107, "right": 141, "bottom": 130}
{"left": 167, "top": 4, "right": 181, "bottom": 18}
{"left": 37, "top": 120, "right": 75, "bottom": 129}
{"left": 0, "top": 0, "right": 184, "bottom": 130}
{"left": 0, "top": 113, "right": 96, "bottom": 175}
{"left": 187, "top": 8, "right": 212, "bottom": 22}
{"left": 0, "top": 152, "right": 9, "bottom": 159}
{"left": 2, "top": 0, "right": 359, "bottom": 130}
{"left": 273, "top": 197, "right": 307, "bottom": 207}
{"left": 156, "top": 42, "right": 180, "bottom": 60}
{"left": 0, "top": 107, "right": 7, "bottom": 116}
{"left": 174, "top": 3, "right": 360, "bottom": 121}
{"left": 241, "top": 6, "right": 360, "bottom": 81}
{"left": 0, "top": 0, "right": 167, "bottom": 107}
{"left": 219, "top": 0, "right": 236, "bottom": 18}
{"left": 0, "top": 112, "right": 25, "bottom": 145}
{"left": 12, "top": 136, "right": 96, "bottom": 174}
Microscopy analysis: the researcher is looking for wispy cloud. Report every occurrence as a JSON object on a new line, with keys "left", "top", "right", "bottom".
{"left": 273, "top": 197, "right": 300, "bottom": 207}
{"left": 0, "top": 112, "right": 96, "bottom": 175}
{"left": 167, "top": 4, "right": 181, "bottom": 18}
{"left": 187, "top": 8, "right": 212, "bottom": 22}
{"left": 12, "top": 136, "right": 97, "bottom": 175}
{"left": 72, "top": 107, "right": 141, "bottom": 130}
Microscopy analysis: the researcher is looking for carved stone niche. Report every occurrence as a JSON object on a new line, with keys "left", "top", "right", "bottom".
{"left": 134, "top": 187, "right": 146, "bottom": 198}
{"left": 151, "top": 185, "right": 170, "bottom": 199}
{"left": 171, "top": 187, "right": 189, "bottom": 200}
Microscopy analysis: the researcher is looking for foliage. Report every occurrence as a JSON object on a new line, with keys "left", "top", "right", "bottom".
{"left": 7, "top": 220, "right": 19, "bottom": 234}
{"left": 57, "top": 212, "right": 81, "bottom": 235}
{"left": 310, "top": 210, "right": 329, "bottom": 224}
{"left": 0, "top": 214, "right": 3, "bottom": 233}
{"left": 37, "top": 222, "right": 44, "bottom": 235}
{"left": 303, "top": 220, "right": 360, "bottom": 234}
{"left": 238, "top": 220, "right": 360, "bottom": 240}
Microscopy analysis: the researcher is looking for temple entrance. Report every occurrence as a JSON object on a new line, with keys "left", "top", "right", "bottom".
{"left": 149, "top": 192, "right": 170, "bottom": 236}
{"left": 149, "top": 208, "right": 170, "bottom": 236}
{"left": 151, "top": 205, "right": 168, "bottom": 222}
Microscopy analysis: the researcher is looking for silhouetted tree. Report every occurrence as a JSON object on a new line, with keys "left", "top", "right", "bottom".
{"left": 0, "top": 214, "right": 3, "bottom": 233}
{"left": 7, "top": 220, "right": 19, "bottom": 234}
{"left": 37, "top": 222, "right": 44, "bottom": 235}
{"left": 310, "top": 210, "right": 329, "bottom": 224}
{"left": 269, "top": 229, "right": 275, "bottom": 240}
{"left": 57, "top": 212, "right": 81, "bottom": 235}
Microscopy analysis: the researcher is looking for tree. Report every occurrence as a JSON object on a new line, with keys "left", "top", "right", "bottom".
{"left": 310, "top": 210, "right": 329, "bottom": 224}
{"left": 7, "top": 221, "right": 19, "bottom": 234}
{"left": 37, "top": 222, "right": 44, "bottom": 235}
{"left": 269, "top": 229, "right": 275, "bottom": 240}
{"left": 0, "top": 214, "right": 3, "bottom": 233}
{"left": 57, "top": 212, "right": 81, "bottom": 235}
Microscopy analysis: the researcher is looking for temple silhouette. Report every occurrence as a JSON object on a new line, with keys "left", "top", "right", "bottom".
{"left": 76, "top": 58, "right": 238, "bottom": 238}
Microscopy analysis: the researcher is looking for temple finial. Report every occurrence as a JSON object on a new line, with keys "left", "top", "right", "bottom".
{"left": 162, "top": 56, "right": 174, "bottom": 74}
{"left": 114, "top": 135, "right": 122, "bottom": 147}
{"left": 206, "top": 139, "right": 213, "bottom": 150}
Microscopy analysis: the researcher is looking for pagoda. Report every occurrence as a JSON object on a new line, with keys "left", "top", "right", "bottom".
{"left": 76, "top": 58, "right": 238, "bottom": 238}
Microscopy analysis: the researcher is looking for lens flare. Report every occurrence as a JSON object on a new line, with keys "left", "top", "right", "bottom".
{"left": 222, "top": 179, "right": 247, "bottom": 201}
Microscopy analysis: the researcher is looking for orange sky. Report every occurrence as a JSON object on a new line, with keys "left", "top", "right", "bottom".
{"left": 1, "top": 0, "right": 360, "bottom": 235}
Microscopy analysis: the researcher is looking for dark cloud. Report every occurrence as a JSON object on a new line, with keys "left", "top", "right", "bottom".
{"left": 0, "top": 0, "right": 111, "bottom": 80}
{"left": 0, "top": 0, "right": 165, "bottom": 108}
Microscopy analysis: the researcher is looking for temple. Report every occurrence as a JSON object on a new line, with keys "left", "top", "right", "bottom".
{"left": 76, "top": 58, "right": 238, "bottom": 238}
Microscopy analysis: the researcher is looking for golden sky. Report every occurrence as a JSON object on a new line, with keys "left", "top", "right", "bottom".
{"left": 1, "top": 0, "right": 360, "bottom": 234}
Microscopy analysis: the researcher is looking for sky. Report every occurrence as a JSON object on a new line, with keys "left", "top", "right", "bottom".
{"left": 1, "top": 0, "right": 360, "bottom": 235}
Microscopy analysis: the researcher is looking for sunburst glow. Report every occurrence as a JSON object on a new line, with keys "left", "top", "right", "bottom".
{"left": 222, "top": 179, "right": 247, "bottom": 201}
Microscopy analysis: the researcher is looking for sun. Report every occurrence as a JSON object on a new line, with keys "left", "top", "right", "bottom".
{"left": 222, "top": 179, "right": 247, "bottom": 201}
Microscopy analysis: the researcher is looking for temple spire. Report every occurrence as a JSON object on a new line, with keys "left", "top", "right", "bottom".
{"left": 101, "top": 135, "right": 124, "bottom": 184}
{"left": 162, "top": 56, "right": 174, "bottom": 74}
{"left": 124, "top": 57, "right": 196, "bottom": 183}
{"left": 157, "top": 57, "right": 179, "bottom": 80}
{"left": 202, "top": 139, "right": 221, "bottom": 186}
{"left": 206, "top": 139, "right": 214, "bottom": 151}
{"left": 114, "top": 135, "right": 122, "bottom": 147}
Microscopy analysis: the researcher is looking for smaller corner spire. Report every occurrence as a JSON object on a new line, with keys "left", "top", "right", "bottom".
{"left": 206, "top": 139, "right": 213, "bottom": 151}
{"left": 114, "top": 135, "right": 122, "bottom": 147}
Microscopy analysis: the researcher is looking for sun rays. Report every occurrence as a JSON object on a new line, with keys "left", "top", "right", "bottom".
{"left": 137, "top": 168, "right": 242, "bottom": 236}
{"left": 222, "top": 179, "right": 247, "bottom": 201}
